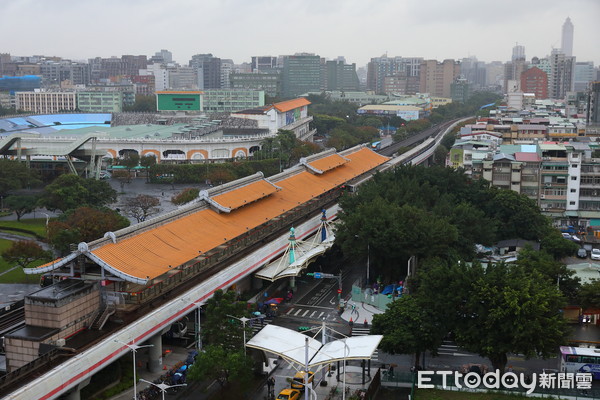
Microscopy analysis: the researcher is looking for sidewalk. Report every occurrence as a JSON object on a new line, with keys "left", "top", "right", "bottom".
{"left": 107, "top": 345, "right": 191, "bottom": 400}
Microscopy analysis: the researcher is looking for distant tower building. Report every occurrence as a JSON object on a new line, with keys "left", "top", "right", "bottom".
{"left": 419, "top": 59, "right": 461, "bottom": 98}
{"left": 548, "top": 49, "right": 575, "bottom": 99}
{"left": 512, "top": 44, "right": 526, "bottom": 62}
{"left": 251, "top": 56, "right": 277, "bottom": 72}
{"left": 521, "top": 67, "right": 548, "bottom": 99}
{"left": 561, "top": 17, "right": 574, "bottom": 57}
{"left": 281, "top": 53, "right": 321, "bottom": 98}
{"left": 190, "top": 54, "right": 221, "bottom": 89}
{"left": 587, "top": 81, "right": 600, "bottom": 125}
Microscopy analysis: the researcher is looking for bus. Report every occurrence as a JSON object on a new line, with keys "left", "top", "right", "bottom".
{"left": 560, "top": 346, "right": 600, "bottom": 379}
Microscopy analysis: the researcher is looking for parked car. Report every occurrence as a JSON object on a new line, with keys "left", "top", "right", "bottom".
{"left": 276, "top": 388, "right": 301, "bottom": 400}
{"left": 577, "top": 248, "right": 588, "bottom": 259}
{"left": 99, "top": 171, "right": 111, "bottom": 179}
{"left": 591, "top": 249, "right": 600, "bottom": 261}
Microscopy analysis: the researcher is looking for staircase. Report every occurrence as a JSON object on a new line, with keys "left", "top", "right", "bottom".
{"left": 90, "top": 304, "right": 115, "bottom": 330}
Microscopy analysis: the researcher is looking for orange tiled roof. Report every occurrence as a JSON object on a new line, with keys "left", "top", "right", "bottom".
{"left": 273, "top": 98, "right": 311, "bottom": 113}
{"left": 211, "top": 180, "right": 280, "bottom": 210}
{"left": 308, "top": 154, "right": 349, "bottom": 173}
{"left": 32, "top": 148, "right": 388, "bottom": 282}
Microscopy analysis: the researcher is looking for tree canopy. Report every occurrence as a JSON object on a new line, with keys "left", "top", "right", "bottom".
{"left": 47, "top": 207, "right": 129, "bottom": 254}
{"left": 4, "top": 194, "right": 38, "bottom": 221}
{"left": 1, "top": 240, "right": 53, "bottom": 269}
{"left": 0, "top": 159, "right": 41, "bottom": 197}
{"left": 38, "top": 174, "right": 118, "bottom": 213}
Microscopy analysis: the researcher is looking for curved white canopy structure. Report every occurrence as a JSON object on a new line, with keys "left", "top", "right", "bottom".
{"left": 245, "top": 325, "right": 382, "bottom": 368}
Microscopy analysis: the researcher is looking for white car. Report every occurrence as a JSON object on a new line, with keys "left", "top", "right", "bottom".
{"left": 591, "top": 249, "right": 600, "bottom": 261}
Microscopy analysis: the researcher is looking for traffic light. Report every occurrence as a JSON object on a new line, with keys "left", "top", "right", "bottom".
{"left": 306, "top": 273, "right": 314, "bottom": 277}
{"left": 298, "top": 326, "right": 310, "bottom": 332}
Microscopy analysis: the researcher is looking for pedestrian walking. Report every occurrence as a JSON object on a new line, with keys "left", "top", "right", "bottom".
{"left": 267, "top": 376, "right": 275, "bottom": 398}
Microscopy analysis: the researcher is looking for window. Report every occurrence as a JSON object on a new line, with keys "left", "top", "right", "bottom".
{"left": 572, "top": 164, "right": 578, "bottom": 168}
{"left": 571, "top": 189, "right": 577, "bottom": 193}
{"left": 567, "top": 355, "right": 580, "bottom": 362}
{"left": 571, "top": 176, "right": 577, "bottom": 181}
{"left": 570, "top": 201, "right": 576, "bottom": 205}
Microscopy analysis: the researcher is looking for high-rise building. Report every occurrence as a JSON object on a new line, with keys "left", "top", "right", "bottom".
{"left": 282, "top": 54, "right": 321, "bottom": 98}
{"left": 230, "top": 72, "right": 281, "bottom": 97}
{"left": 151, "top": 49, "right": 173, "bottom": 64}
{"left": 512, "top": 44, "right": 526, "bottom": 62}
{"left": 189, "top": 54, "right": 222, "bottom": 89}
{"left": 548, "top": 49, "right": 575, "bottom": 99}
{"left": 588, "top": 81, "right": 600, "bottom": 125}
{"left": 574, "top": 61, "right": 595, "bottom": 92}
{"left": 366, "top": 56, "right": 423, "bottom": 94}
{"left": 419, "top": 59, "right": 461, "bottom": 98}
{"left": 521, "top": 67, "right": 548, "bottom": 99}
{"left": 323, "top": 61, "right": 360, "bottom": 92}
{"left": 561, "top": 17, "right": 574, "bottom": 57}
{"left": 220, "top": 59, "right": 234, "bottom": 89}
{"left": 251, "top": 56, "right": 277, "bottom": 72}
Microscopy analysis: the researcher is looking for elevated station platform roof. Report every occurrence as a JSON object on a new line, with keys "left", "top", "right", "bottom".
{"left": 26, "top": 147, "right": 389, "bottom": 285}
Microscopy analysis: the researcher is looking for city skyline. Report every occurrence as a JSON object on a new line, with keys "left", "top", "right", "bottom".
{"left": 1, "top": 0, "right": 599, "bottom": 68}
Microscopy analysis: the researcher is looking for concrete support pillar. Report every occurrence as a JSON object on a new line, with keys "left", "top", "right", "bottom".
{"left": 289, "top": 276, "right": 296, "bottom": 289}
{"left": 63, "top": 378, "right": 89, "bottom": 400}
{"left": 147, "top": 334, "right": 162, "bottom": 373}
{"left": 64, "top": 387, "right": 80, "bottom": 400}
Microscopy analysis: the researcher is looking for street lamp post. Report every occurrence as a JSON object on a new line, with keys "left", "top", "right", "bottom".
{"left": 114, "top": 339, "right": 154, "bottom": 400}
{"left": 342, "top": 338, "right": 349, "bottom": 400}
{"left": 226, "top": 314, "right": 263, "bottom": 355}
{"left": 139, "top": 378, "right": 186, "bottom": 400}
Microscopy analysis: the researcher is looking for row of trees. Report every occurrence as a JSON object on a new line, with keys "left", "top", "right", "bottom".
{"left": 336, "top": 165, "right": 585, "bottom": 372}
{"left": 307, "top": 91, "right": 502, "bottom": 151}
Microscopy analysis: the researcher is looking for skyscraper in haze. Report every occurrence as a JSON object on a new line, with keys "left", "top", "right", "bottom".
{"left": 512, "top": 44, "right": 525, "bottom": 62}
{"left": 561, "top": 17, "right": 574, "bottom": 57}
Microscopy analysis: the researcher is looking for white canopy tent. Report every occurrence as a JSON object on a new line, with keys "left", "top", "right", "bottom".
{"left": 245, "top": 325, "right": 382, "bottom": 368}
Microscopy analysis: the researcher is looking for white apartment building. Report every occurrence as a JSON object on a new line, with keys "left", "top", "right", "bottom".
{"left": 15, "top": 91, "right": 76, "bottom": 114}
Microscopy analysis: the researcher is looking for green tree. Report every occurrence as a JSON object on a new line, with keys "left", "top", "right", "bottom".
{"left": 122, "top": 95, "right": 157, "bottom": 112}
{"left": 0, "top": 159, "right": 41, "bottom": 197}
{"left": 483, "top": 188, "right": 550, "bottom": 240}
{"left": 38, "top": 174, "right": 118, "bottom": 213}
{"left": 4, "top": 194, "right": 38, "bottom": 221}
{"left": 540, "top": 229, "right": 580, "bottom": 260}
{"left": 371, "top": 296, "right": 443, "bottom": 368}
{"left": 47, "top": 207, "right": 129, "bottom": 254}
{"left": 449, "top": 262, "right": 569, "bottom": 372}
{"left": 2, "top": 240, "right": 53, "bottom": 269}
{"left": 140, "top": 155, "right": 157, "bottom": 182}
{"left": 202, "top": 289, "right": 250, "bottom": 351}
{"left": 578, "top": 280, "right": 600, "bottom": 310}
{"left": 171, "top": 188, "right": 200, "bottom": 205}
{"left": 187, "top": 345, "right": 253, "bottom": 390}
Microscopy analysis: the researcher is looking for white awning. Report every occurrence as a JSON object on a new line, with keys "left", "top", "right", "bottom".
{"left": 245, "top": 325, "right": 382, "bottom": 368}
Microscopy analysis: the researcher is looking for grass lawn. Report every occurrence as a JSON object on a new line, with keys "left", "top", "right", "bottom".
{"left": 0, "top": 218, "right": 49, "bottom": 239}
{"left": 415, "top": 389, "right": 529, "bottom": 399}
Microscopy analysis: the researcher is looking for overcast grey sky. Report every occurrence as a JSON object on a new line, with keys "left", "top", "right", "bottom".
{"left": 2, "top": 0, "right": 599, "bottom": 67}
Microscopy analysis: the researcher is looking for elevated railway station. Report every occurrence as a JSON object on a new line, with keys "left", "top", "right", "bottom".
{"left": 0, "top": 118, "right": 463, "bottom": 399}
{"left": 2, "top": 145, "right": 389, "bottom": 399}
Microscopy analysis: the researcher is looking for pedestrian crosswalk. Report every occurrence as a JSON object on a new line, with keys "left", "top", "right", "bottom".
{"left": 283, "top": 305, "right": 338, "bottom": 321}
{"left": 437, "top": 339, "right": 470, "bottom": 357}
{"left": 250, "top": 317, "right": 273, "bottom": 336}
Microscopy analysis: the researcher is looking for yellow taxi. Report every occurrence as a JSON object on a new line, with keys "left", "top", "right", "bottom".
{"left": 276, "top": 388, "right": 301, "bottom": 400}
{"left": 291, "top": 370, "right": 314, "bottom": 391}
